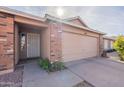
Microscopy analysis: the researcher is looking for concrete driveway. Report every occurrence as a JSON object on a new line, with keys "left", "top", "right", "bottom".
{"left": 22, "top": 61, "right": 83, "bottom": 87}
{"left": 22, "top": 56, "right": 124, "bottom": 87}
{"left": 66, "top": 57, "right": 124, "bottom": 87}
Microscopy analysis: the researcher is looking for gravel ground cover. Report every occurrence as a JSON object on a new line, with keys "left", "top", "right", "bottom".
{"left": 0, "top": 66, "right": 24, "bottom": 87}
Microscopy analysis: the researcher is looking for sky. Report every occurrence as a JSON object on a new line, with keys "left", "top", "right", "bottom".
{"left": 8, "top": 6, "right": 124, "bottom": 36}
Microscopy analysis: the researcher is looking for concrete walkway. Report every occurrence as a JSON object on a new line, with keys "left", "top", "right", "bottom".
{"left": 22, "top": 61, "right": 82, "bottom": 87}
{"left": 66, "top": 57, "right": 124, "bottom": 87}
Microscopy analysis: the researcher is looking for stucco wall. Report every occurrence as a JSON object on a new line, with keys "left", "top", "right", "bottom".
{"left": 40, "top": 27, "right": 50, "bottom": 59}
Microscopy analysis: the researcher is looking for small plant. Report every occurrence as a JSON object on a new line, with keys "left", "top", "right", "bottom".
{"left": 50, "top": 62, "right": 66, "bottom": 72}
{"left": 38, "top": 58, "right": 51, "bottom": 71}
{"left": 38, "top": 58, "right": 66, "bottom": 72}
{"left": 113, "top": 35, "right": 124, "bottom": 61}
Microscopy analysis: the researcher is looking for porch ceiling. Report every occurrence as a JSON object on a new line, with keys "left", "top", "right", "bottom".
{"left": 18, "top": 23, "right": 44, "bottom": 31}
{"left": 15, "top": 16, "right": 48, "bottom": 28}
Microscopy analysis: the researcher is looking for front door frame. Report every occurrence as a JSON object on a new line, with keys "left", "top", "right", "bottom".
{"left": 19, "top": 31, "right": 41, "bottom": 60}
{"left": 27, "top": 32, "right": 40, "bottom": 58}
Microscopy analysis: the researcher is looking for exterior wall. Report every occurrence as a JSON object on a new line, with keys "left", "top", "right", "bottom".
{"left": 0, "top": 12, "right": 14, "bottom": 71}
{"left": 49, "top": 22, "right": 62, "bottom": 62}
{"left": 40, "top": 27, "right": 50, "bottom": 59}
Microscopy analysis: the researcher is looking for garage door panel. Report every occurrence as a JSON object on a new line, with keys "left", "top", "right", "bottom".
{"left": 63, "top": 53, "right": 83, "bottom": 62}
{"left": 62, "top": 32, "right": 98, "bottom": 62}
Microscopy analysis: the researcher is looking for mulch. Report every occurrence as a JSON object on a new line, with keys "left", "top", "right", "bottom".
{"left": 0, "top": 66, "right": 24, "bottom": 87}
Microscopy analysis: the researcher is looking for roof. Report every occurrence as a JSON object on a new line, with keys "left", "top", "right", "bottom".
{"left": 45, "top": 14, "right": 106, "bottom": 35}
{"left": 103, "top": 36, "right": 116, "bottom": 41}
{"left": 64, "top": 16, "right": 88, "bottom": 27}
{"left": 0, "top": 6, "right": 45, "bottom": 22}
{"left": 0, "top": 7, "right": 106, "bottom": 35}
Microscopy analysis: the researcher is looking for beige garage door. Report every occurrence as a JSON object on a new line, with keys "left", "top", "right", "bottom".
{"left": 62, "top": 32, "right": 98, "bottom": 62}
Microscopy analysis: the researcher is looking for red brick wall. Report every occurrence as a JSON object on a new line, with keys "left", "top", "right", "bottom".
{"left": 49, "top": 22, "right": 62, "bottom": 62}
{"left": 0, "top": 12, "right": 14, "bottom": 70}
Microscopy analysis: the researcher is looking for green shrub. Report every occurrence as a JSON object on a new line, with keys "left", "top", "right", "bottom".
{"left": 113, "top": 35, "right": 124, "bottom": 61}
{"left": 38, "top": 59, "right": 66, "bottom": 72}
{"left": 50, "top": 62, "right": 66, "bottom": 72}
{"left": 38, "top": 58, "right": 51, "bottom": 71}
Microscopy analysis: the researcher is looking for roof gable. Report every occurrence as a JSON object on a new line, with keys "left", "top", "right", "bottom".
{"left": 64, "top": 16, "right": 88, "bottom": 27}
{"left": 45, "top": 14, "right": 106, "bottom": 35}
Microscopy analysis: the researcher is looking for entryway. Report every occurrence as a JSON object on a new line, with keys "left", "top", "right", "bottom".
{"left": 14, "top": 22, "right": 48, "bottom": 65}
{"left": 19, "top": 25, "right": 41, "bottom": 60}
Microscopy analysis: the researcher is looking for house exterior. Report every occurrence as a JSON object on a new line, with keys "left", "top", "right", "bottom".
{"left": 103, "top": 36, "right": 116, "bottom": 51}
{"left": 0, "top": 7, "right": 105, "bottom": 74}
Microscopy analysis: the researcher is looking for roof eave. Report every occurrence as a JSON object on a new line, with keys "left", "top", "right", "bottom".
{"left": 103, "top": 36, "right": 116, "bottom": 40}
{"left": 0, "top": 6, "right": 46, "bottom": 22}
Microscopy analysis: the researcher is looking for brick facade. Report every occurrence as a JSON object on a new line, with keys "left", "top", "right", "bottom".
{"left": 0, "top": 10, "right": 105, "bottom": 74}
{"left": 49, "top": 22, "right": 62, "bottom": 62}
{"left": 0, "top": 12, "right": 14, "bottom": 71}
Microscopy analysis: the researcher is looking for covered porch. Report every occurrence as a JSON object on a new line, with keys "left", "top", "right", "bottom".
{"left": 14, "top": 16, "right": 50, "bottom": 65}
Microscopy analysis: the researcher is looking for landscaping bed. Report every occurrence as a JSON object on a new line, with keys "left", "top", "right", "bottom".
{"left": 0, "top": 66, "right": 24, "bottom": 87}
